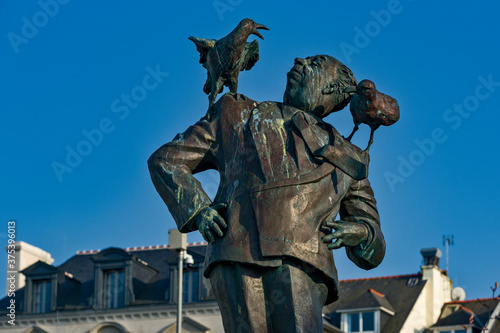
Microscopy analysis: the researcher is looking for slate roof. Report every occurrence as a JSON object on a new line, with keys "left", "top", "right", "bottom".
{"left": 323, "top": 273, "right": 427, "bottom": 333}
{"left": 425, "top": 297, "right": 500, "bottom": 333}
{"left": 340, "top": 288, "right": 396, "bottom": 314}
{"left": 0, "top": 243, "right": 210, "bottom": 313}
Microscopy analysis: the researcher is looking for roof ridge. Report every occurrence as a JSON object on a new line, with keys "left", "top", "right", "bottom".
{"left": 340, "top": 273, "right": 422, "bottom": 282}
{"left": 75, "top": 242, "right": 209, "bottom": 255}
{"left": 446, "top": 296, "right": 500, "bottom": 304}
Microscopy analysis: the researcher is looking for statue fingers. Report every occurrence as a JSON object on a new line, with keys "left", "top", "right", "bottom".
{"left": 204, "top": 229, "right": 216, "bottom": 243}
{"left": 322, "top": 230, "right": 343, "bottom": 243}
{"left": 323, "top": 220, "right": 343, "bottom": 229}
{"left": 212, "top": 213, "right": 227, "bottom": 229}
{"left": 327, "top": 238, "right": 344, "bottom": 250}
{"left": 212, "top": 202, "right": 228, "bottom": 212}
{"left": 209, "top": 220, "right": 224, "bottom": 237}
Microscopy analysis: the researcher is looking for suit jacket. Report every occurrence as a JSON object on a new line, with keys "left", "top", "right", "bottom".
{"left": 148, "top": 93, "right": 385, "bottom": 304}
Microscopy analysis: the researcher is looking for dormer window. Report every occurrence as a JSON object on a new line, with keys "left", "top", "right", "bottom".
{"left": 338, "top": 289, "right": 395, "bottom": 333}
{"left": 166, "top": 251, "right": 205, "bottom": 304}
{"left": 103, "top": 269, "right": 125, "bottom": 309}
{"left": 183, "top": 268, "right": 200, "bottom": 303}
{"left": 92, "top": 248, "right": 133, "bottom": 309}
{"left": 91, "top": 247, "right": 159, "bottom": 309}
{"left": 21, "top": 261, "right": 58, "bottom": 314}
{"left": 346, "top": 311, "right": 376, "bottom": 333}
{"left": 32, "top": 279, "right": 51, "bottom": 313}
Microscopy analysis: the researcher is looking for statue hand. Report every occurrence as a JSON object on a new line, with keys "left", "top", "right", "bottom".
{"left": 322, "top": 220, "right": 368, "bottom": 250}
{"left": 195, "top": 203, "right": 228, "bottom": 243}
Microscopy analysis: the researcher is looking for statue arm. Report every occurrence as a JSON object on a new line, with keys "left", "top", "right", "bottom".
{"left": 339, "top": 177, "right": 386, "bottom": 270}
{"left": 147, "top": 118, "right": 218, "bottom": 233}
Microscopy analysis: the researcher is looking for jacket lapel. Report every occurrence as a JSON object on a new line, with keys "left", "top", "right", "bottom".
{"left": 292, "top": 112, "right": 369, "bottom": 180}
{"left": 248, "top": 102, "right": 296, "bottom": 183}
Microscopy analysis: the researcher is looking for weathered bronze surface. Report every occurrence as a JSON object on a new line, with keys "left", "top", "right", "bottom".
{"left": 149, "top": 21, "right": 397, "bottom": 332}
{"left": 345, "top": 79, "right": 400, "bottom": 151}
{"left": 189, "top": 18, "right": 269, "bottom": 108}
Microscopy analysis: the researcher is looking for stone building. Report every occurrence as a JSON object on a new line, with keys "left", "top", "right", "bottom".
{"left": 1, "top": 243, "right": 499, "bottom": 333}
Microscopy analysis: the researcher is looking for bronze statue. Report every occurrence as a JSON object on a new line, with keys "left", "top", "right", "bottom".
{"left": 345, "top": 79, "right": 400, "bottom": 151}
{"left": 149, "top": 21, "right": 394, "bottom": 333}
{"left": 189, "top": 18, "right": 269, "bottom": 108}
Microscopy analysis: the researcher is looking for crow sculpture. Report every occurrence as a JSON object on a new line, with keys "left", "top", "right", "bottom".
{"left": 345, "top": 79, "right": 400, "bottom": 152}
{"left": 189, "top": 18, "right": 269, "bottom": 108}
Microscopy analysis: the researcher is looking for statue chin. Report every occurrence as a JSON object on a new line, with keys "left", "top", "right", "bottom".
{"left": 283, "top": 89, "right": 316, "bottom": 113}
{"left": 283, "top": 91, "right": 348, "bottom": 119}
{"left": 309, "top": 105, "right": 330, "bottom": 118}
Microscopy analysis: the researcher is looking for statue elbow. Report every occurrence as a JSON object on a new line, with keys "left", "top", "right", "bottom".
{"left": 147, "top": 150, "right": 167, "bottom": 175}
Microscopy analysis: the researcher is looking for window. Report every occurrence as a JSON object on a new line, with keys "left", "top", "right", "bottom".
{"left": 103, "top": 269, "right": 125, "bottom": 308}
{"left": 362, "top": 312, "right": 375, "bottom": 331}
{"left": 32, "top": 279, "right": 51, "bottom": 313}
{"left": 349, "top": 313, "right": 360, "bottom": 332}
{"left": 347, "top": 312, "right": 375, "bottom": 333}
{"left": 91, "top": 248, "right": 137, "bottom": 309}
{"left": 98, "top": 328, "right": 123, "bottom": 333}
{"left": 183, "top": 269, "right": 199, "bottom": 303}
{"left": 21, "top": 261, "right": 57, "bottom": 314}
{"left": 89, "top": 322, "right": 128, "bottom": 333}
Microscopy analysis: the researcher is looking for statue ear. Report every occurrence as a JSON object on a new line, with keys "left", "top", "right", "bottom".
{"left": 322, "top": 82, "right": 337, "bottom": 95}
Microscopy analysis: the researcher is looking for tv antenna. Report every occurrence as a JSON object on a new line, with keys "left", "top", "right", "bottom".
{"left": 442, "top": 235, "right": 454, "bottom": 275}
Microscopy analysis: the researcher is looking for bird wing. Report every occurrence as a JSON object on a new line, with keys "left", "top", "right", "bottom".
{"left": 349, "top": 94, "right": 365, "bottom": 124}
{"left": 188, "top": 36, "right": 217, "bottom": 64}
{"left": 380, "top": 93, "right": 400, "bottom": 124}
{"left": 203, "top": 72, "right": 212, "bottom": 95}
{"left": 241, "top": 40, "right": 260, "bottom": 71}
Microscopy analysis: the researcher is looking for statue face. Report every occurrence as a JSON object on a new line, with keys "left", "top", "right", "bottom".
{"left": 283, "top": 55, "right": 338, "bottom": 116}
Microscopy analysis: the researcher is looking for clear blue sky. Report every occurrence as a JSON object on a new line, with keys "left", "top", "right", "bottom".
{"left": 1, "top": 1, "right": 499, "bottom": 300}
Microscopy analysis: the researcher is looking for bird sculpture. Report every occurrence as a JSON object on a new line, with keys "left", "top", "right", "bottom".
{"left": 345, "top": 79, "right": 400, "bottom": 152}
{"left": 189, "top": 18, "right": 269, "bottom": 108}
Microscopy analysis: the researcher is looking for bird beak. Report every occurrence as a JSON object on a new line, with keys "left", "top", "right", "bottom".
{"left": 344, "top": 86, "right": 357, "bottom": 94}
{"left": 252, "top": 23, "right": 270, "bottom": 39}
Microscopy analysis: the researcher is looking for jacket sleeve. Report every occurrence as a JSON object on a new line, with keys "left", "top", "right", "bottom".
{"left": 339, "top": 177, "right": 386, "bottom": 270}
{"left": 147, "top": 114, "right": 219, "bottom": 233}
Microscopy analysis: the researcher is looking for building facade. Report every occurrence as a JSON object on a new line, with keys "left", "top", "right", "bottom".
{"left": 323, "top": 248, "right": 500, "bottom": 333}
{"left": 1, "top": 242, "right": 222, "bottom": 333}
{"left": 1, "top": 243, "right": 499, "bottom": 333}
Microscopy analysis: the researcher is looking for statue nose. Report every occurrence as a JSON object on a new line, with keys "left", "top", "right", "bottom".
{"left": 295, "top": 58, "right": 307, "bottom": 66}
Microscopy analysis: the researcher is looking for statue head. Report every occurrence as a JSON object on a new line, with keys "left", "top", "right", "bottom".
{"left": 283, "top": 55, "right": 357, "bottom": 118}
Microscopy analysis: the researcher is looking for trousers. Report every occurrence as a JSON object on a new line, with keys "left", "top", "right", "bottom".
{"left": 209, "top": 260, "right": 328, "bottom": 333}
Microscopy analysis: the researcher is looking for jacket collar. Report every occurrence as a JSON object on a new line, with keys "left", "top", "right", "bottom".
{"left": 291, "top": 111, "right": 369, "bottom": 180}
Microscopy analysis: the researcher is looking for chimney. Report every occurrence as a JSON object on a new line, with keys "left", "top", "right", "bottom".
{"left": 420, "top": 248, "right": 442, "bottom": 267}
{"left": 5, "top": 241, "right": 54, "bottom": 294}
{"left": 420, "top": 247, "right": 452, "bottom": 327}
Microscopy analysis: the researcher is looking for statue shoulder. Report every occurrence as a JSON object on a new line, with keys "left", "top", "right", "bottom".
{"left": 329, "top": 125, "right": 362, "bottom": 152}
{"left": 308, "top": 116, "right": 364, "bottom": 155}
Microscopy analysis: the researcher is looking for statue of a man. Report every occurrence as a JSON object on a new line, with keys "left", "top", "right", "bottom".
{"left": 148, "top": 55, "right": 385, "bottom": 332}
